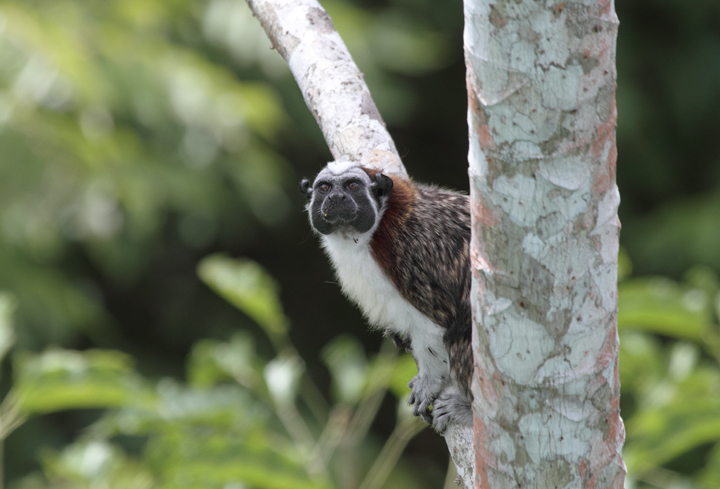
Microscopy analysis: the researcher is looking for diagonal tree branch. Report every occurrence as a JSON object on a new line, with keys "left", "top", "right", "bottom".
{"left": 245, "top": 0, "right": 406, "bottom": 177}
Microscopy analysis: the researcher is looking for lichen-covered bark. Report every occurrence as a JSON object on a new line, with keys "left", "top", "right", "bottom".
{"left": 465, "top": 1, "right": 624, "bottom": 488}
{"left": 245, "top": 0, "right": 406, "bottom": 177}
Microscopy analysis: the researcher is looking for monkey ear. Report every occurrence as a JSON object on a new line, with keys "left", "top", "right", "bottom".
{"left": 299, "top": 179, "right": 313, "bottom": 200}
{"left": 372, "top": 173, "right": 393, "bottom": 197}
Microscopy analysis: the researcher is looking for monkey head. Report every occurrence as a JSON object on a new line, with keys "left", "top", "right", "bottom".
{"left": 300, "top": 161, "right": 393, "bottom": 236}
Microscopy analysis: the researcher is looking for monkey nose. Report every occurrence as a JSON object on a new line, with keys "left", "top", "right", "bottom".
{"left": 322, "top": 194, "right": 356, "bottom": 222}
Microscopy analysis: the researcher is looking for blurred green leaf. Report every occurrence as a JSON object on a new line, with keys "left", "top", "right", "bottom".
{"left": 321, "top": 335, "right": 368, "bottom": 404}
{"left": 625, "top": 398, "right": 720, "bottom": 473}
{"left": 146, "top": 430, "right": 328, "bottom": 489}
{"left": 188, "top": 331, "right": 262, "bottom": 390}
{"left": 95, "top": 382, "right": 268, "bottom": 441}
{"left": 619, "top": 332, "right": 664, "bottom": 391}
{"left": 618, "top": 277, "right": 712, "bottom": 341}
{"left": 95, "top": 381, "right": 319, "bottom": 489}
{"left": 684, "top": 266, "right": 720, "bottom": 300}
{"left": 619, "top": 267, "right": 720, "bottom": 479}
{"left": 42, "top": 440, "right": 155, "bottom": 489}
{"left": 264, "top": 350, "right": 304, "bottom": 407}
{"left": 698, "top": 443, "right": 720, "bottom": 489}
{"left": 388, "top": 353, "right": 415, "bottom": 401}
{"left": 618, "top": 247, "right": 632, "bottom": 282}
{"left": 198, "top": 254, "right": 289, "bottom": 341}
{"left": 14, "top": 349, "right": 151, "bottom": 414}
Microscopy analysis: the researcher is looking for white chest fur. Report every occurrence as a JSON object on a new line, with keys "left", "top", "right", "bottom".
{"left": 321, "top": 233, "right": 449, "bottom": 377}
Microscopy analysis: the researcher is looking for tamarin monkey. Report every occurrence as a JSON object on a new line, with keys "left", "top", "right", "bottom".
{"left": 301, "top": 161, "right": 473, "bottom": 433}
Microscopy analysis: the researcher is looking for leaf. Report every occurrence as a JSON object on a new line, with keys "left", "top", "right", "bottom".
{"left": 95, "top": 382, "right": 268, "bottom": 439}
{"left": 187, "top": 332, "right": 262, "bottom": 390}
{"left": 388, "top": 353, "right": 416, "bottom": 400}
{"left": 153, "top": 381, "right": 261, "bottom": 428}
{"left": 321, "top": 335, "right": 368, "bottom": 404}
{"left": 698, "top": 442, "right": 720, "bottom": 489}
{"left": 14, "top": 349, "right": 151, "bottom": 414}
{"left": 619, "top": 332, "right": 665, "bottom": 393}
{"left": 146, "top": 430, "right": 327, "bottom": 489}
{"left": 625, "top": 399, "right": 720, "bottom": 473}
{"left": 198, "top": 254, "right": 289, "bottom": 340}
{"left": 617, "top": 247, "right": 633, "bottom": 282}
{"left": 264, "top": 350, "right": 304, "bottom": 407}
{"left": 618, "top": 277, "right": 712, "bottom": 341}
{"left": 622, "top": 335, "right": 720, "bottom": 475}
{"left": 42, "top": 440, "right": 155, "bottom": 489}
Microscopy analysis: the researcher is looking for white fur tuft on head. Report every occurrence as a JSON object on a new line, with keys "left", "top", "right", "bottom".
{"left": 314, "top": 161, "right": 371, "bottom": 184}
{"left": 325, "top": 160, "right": 361, "bottom": 175}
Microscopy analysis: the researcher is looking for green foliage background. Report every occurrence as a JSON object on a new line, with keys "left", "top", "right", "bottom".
{"left": 0, "top": 0, "right": 719, "bottom": 488}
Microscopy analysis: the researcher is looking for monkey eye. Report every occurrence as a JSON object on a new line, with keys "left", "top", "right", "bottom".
{"left": 347, "top": 181, "right": 360, "bottom": 190}
{"left": 318, "top": 183, "right": 331, "bottom": 192}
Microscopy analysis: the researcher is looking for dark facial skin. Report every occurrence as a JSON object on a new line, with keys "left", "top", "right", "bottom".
{"left": 300, "top": 170, "right": 393, "bottom": 236}
{"left": 312, "top": 177, "right": 374, "bottom": 234}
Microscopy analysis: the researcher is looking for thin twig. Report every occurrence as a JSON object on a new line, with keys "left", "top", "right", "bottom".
{"left": 308, "top": 405, "right": 352, "bottom": 474}
{"left": 358, "top": 418, "right": 426, "bottom": 489}
{"left": 345, "top": 341, "right": 397, "bottom": 443}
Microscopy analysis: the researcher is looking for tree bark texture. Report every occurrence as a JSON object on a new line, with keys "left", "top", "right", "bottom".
{"left": 245, "top": 0, "right": 406, "bottom": 178}
{"left": 465, "top": 0, "right": 624, "bottom": 488}
{"left": 244, "top": 0, "right": 474, "bottom": 479}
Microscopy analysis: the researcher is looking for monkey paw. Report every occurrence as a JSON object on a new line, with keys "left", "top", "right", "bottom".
{"left": 407, "top": 374, "right": 445, "bottom": 424}
{"left": 431, "top": 386, "right": 473, "bottom": 434}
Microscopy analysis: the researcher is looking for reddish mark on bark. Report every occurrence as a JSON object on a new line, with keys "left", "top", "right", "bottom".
{"left": 610, "top": 464, "right": 627, "bottom": 489}
{"left": 489, "top": 5, "right": 507, "bottom": 28}
{"left": 473, "top": 199, "right": 499, "bottom": 228}
{"left": 607, "top": 396, "right": 624, "bottom": 448}
{"left": 606, "top": 363, "right": 625, "bottom": 449}
{"left": 473, "top": 354, "right": 499, "bottom": 407}
{"left": 467, "top": 81, "right": 496, "bottom": 151}
{"left": 592, "top": 94, "right": 616, "bottom": 158}
{"left": 478, "top": 123, "right": 497, "bottom": 151}
{"left": 597, "top": 0, "right": 614, "bottom": 16}
{"left": 594, "top": 319, "right": 619, "bottom": 375}
{"left": 592, "top": 94, "right": 617, "bottom": 196}
{"left": 580, "top": 458, "right": 599, "bottom": 489}
{"left": 554, "top": 3, "right": 565, "bottom": 14}
{"left": 581, "top": 320, "right": 625, "bottom": 487}
{"left": 474, "top": 419, "right": 493, "bottom": 489}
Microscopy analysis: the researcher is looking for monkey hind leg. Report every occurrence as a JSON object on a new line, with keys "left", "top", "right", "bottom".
{"left": 408, "top": 373, "right": 444, "bottom": 424}
{"left": 431, "top": 384, "right": 473, "bottom": 434}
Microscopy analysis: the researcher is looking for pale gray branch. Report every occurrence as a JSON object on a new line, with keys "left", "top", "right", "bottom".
{"left": 245, "top": 0, "right": 406, "bottom": 177}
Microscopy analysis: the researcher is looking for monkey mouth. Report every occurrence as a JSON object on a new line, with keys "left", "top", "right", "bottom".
{"left": 322, "top": 211, "right": 356, "bottom": 225}
{"left": 312, "top": 197, "right": 374, "bottom": 235}
{"left": 320, "top": 201, "right": 358, "bottom": 224}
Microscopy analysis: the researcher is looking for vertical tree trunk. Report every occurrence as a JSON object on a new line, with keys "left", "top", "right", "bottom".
{"left": 465, "top": 0, "right": 625, "bottom": 488}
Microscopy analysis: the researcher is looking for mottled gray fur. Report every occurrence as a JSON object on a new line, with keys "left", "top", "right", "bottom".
{"left": 301, "top": 161, "right": 473, "bottom": 432}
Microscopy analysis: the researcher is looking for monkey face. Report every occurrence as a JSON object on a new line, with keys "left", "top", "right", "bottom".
{"left": 301, "top": 161, "right": 393, "bottom": 236}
